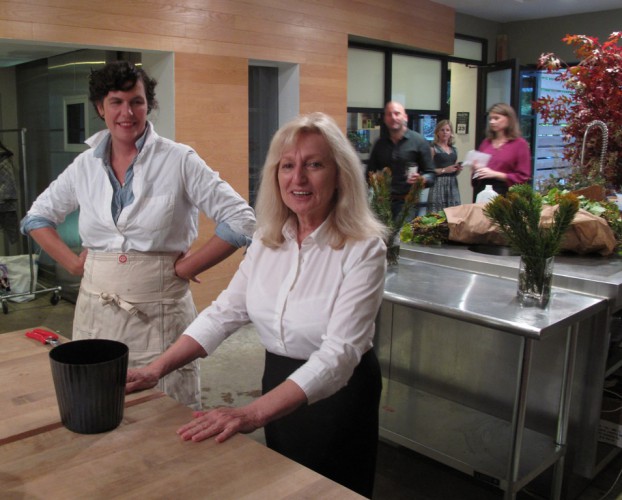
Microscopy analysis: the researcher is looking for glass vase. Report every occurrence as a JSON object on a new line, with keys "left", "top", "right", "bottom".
{"left": 386, "top": 231, "right": 400, "bottom": 266}
{"left": 517, "top": 255, "right": 554, "bottom": 308}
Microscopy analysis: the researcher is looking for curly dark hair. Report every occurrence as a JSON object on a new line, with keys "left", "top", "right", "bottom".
{"left": 88, "top": 61, "right": 158, "bottom": 118}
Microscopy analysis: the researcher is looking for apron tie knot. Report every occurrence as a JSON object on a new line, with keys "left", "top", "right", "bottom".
{"left": 99, "top": 292, "right": 139, "bottom": 316}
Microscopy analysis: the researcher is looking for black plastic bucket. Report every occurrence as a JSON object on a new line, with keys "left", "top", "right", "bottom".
{"left": 49, "top": 339, "right": 129, "bottom": 434}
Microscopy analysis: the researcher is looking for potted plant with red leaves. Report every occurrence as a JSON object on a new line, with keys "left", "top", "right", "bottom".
{"left": 533, "top": 32, "right": 622, "bottom": 192}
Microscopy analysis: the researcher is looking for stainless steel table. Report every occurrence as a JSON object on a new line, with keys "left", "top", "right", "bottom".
{"left": 376, "top": 258, "right": 607, "bottom": 499}
{"left": 399, "top": 243, "right": 622, "bottom": 485}
{"left": 400, "top": 243, "right": 622, "bottom": 309}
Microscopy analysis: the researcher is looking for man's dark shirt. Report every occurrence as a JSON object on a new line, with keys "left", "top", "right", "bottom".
{"left": 367, "top": 128, "right": 435, "bottom": 196}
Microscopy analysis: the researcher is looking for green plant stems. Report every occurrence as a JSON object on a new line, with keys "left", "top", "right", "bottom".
{"left": 483, "top": 184, "right": 579, "bottom": 259}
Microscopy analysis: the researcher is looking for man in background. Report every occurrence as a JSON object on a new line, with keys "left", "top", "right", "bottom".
{"left": 367, "top": 101, "right": 435, "bottom": 221}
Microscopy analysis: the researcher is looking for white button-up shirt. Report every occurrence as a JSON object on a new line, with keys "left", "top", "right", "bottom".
{"left": 184, "top": 218, "right": 387, "bottom": 404}
{"left": 23, "top": 122, "right": 255, "bottom": 252}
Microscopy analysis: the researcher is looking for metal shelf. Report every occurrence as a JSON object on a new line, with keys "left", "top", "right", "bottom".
{"left": 379, "top": 378, "right": 564, "bottom": 492}
{"left": 606, "top": 346, "right": 622, "bottom": 379}
{"left": 594, "top": 440, "right": 621, "bottom": 477}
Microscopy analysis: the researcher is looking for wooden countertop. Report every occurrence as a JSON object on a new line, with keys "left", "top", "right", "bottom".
{"left": 1, "top": 395, "right": 358, "bottom": 498}
{"left": 0, "top": 328, "right": 361, "bottom": 498}
{"left": 0, "top": 328, "right": 160, "bottom": 445}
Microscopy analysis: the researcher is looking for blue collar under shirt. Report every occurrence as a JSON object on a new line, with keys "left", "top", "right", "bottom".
{"left": 102, "top": 128, "right": 148, "bottom": 225}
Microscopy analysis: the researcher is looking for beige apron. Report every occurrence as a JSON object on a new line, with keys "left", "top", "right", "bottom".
{"left": 73, "top": 251, "right": 201, "bottom": 409}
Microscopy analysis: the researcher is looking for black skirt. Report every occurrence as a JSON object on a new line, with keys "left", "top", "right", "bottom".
{"left": 262, "top": 349, "right": 382, "bottom": 498}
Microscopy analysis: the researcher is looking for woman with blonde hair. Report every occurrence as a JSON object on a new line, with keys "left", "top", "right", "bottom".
{"left": 256, "top": 112, "right": 386, "bottom": 247}
{"left": 471, "top": 102, "right": 531, "bottom": 200}
{"left": 427, "top": 119, "right": 462, "bottom": 213}
{"left": 127, "top": 112, "right": 387, "bottom": 498}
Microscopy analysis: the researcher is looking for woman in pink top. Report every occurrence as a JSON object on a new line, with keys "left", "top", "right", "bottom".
{"left": 471, "top": 102, "right": 532, "bottom": 201}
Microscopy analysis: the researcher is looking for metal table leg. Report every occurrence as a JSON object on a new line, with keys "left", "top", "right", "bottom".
{"left": 551, "top": 323, "right": 579, "bottom": 499}
{"left": 505, "top": 336, "right": 533, "bottom": 500}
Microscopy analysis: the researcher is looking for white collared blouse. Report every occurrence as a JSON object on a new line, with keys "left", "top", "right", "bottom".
{"left": 23, "top": 122, "right": 255, "bottom": 252}
{"left": 184, "top": 218, "right": 387, "bottom": 404}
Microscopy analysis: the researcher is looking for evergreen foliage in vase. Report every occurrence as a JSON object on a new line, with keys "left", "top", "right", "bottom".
{"left": 368, "top": 167, "right": 424, "bottom": 264}
{"left": 483, "top": 184, "right": 579, "bottom": 306}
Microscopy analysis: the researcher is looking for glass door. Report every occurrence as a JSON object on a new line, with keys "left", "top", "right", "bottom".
{"left": 476, "top": 59, "right": 520, "bottom": 145}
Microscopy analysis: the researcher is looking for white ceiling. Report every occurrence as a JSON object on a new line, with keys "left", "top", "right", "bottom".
{"left": 0, "top": 41, "right": 78, "bottom": 68}
{"left": 432, "top": 0, "right": 622, "bottom": 23}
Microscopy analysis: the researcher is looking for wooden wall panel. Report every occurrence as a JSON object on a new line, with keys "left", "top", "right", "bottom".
{"left": 299, "top": 46, "right": 349, "bottom": 127}
{"left": 175, "top": 53, "right": 249, "bottom": 307}
{"left": 0, "top": 0, "right": 455, "bottom": 308}
{"left": 175, "top": 53, "right": 248, "bottom": 182}
{"left": 1, "top": 0, "right": 454, "bottom": 60}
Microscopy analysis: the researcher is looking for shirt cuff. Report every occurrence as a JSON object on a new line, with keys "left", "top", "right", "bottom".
{"left": 20, "top": 215, "right": 57, "bottom": 235}
{"left": 215, "top": 221, "right": 252, "bottom": 248}
{"left": 182, "top": 314, "right": 228, "bottom": 355}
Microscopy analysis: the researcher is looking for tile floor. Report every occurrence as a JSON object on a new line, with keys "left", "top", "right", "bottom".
{"left": 3, "top": 296, "right": 622, "bottom": 499}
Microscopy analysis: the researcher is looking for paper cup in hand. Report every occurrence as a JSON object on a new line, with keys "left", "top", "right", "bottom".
{"left": 49, "top": 339, "right": 128, "bottom": 434}
{"left": 406, "top": 165, "right": 419, "bottom": 179}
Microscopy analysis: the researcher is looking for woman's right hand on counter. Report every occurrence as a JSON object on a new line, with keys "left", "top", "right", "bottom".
{"left": 177, "top": 406, "right": 262, "bottom": 443}
{"left": 126, "top": 366, "right": 160, "bottom": 394}
{"left": 126, "top": 336, "right": 207, "bottom": 395}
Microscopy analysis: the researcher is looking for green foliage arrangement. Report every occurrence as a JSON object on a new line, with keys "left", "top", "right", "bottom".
{"left": 368, "top": 167, "right": 394, "bottom": 229}
{"left": 484, "top": 184, "right": 579, "bottom": 258}
{"left": 400, "top": 211, "right": 449, "bottom": 246}
{"left": 484, "top": 184, "right": 579, "bottom": 299}
{"left": 368, "top": 167, "right": 424, "bottom": 232}
{"left": 368, "top": 167, "right": 424, "bottom": 264}
{"left": 400, "top": 190, "right": 621, "bottom": 256}
{"left": 537, "top": 167, "right": 606, "bottom": 195}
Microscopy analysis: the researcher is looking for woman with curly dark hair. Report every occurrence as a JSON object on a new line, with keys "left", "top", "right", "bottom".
{"left": 21, "top": 60, "right": 255, "bottom": 409}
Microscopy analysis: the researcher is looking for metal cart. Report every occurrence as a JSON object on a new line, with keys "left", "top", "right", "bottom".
{"left": 0, "top": 128, "right": 61, "bottom": 314}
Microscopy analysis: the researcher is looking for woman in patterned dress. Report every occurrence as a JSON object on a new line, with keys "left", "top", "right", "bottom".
{"left": 427, "top": 120, "right": 462, "bottom": 213}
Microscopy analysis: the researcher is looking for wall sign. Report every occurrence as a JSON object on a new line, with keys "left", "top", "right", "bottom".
{"left": 456, "top": 112, "right": 469, "bottom": 135}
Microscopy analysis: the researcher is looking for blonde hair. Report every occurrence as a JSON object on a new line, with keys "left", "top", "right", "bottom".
{"left": 255, "top": 112, "right": 387, "bottom": 249}
{"left": 486, "top": 102, "right": 522, "bottom": 140}
{"left": 433, "top": 119, "right": 454, "bottom": 146}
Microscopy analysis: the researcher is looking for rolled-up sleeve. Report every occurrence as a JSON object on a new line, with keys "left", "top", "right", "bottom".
{"left": 20, "top": 162, "right": 79, "bottom": 235}
{"left": 20, "top": 215, "right": 57, "bottom": 235}
{"left": 215, "top": 221, "right": 252, "bottom": 248}
{"left": 182, "top": 152, "right": 256, "bottom": 244}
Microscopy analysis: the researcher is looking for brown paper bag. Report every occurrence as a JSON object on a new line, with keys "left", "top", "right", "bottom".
{"left": 445, "top": 204, "right": 617, "bottom": 256}
{"left": 541, "top": 206, "right": 616, "bottom": 256}
{"left": 445, "top": 204, "right": 508, "bottom": 246}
